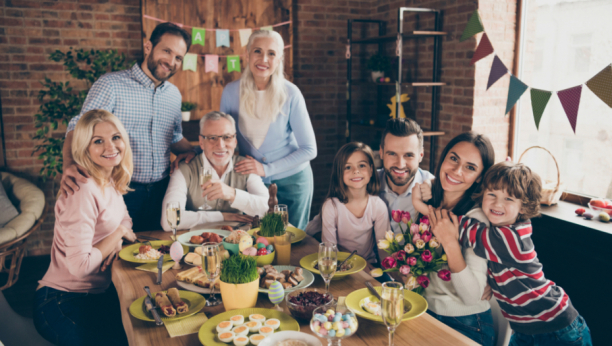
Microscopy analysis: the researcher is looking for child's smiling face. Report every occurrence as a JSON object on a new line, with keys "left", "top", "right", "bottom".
{"left": 343, "top": 151, "right": 372, "bottom": 191}
{"left": 481, "top": 188, "right": 524, "bottom": 226}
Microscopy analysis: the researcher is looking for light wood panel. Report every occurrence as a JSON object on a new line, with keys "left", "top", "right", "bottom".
{"left": 141, "top": 0, "right": 293, "bottom": 120}
{"left": 113, "top": 229, "right": 479, "bottom": 346}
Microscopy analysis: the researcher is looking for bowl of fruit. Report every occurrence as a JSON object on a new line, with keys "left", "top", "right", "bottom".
{"left": 588, "top": 199, "right": 612, "bottom": 215}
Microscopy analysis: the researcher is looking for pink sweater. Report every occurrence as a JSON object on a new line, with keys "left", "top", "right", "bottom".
{"left": 39, "top": 179, "right": 132, "bottom": 294}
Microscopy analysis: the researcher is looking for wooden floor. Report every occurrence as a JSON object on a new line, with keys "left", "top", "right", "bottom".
{"left": 1, "top": 255, "right": 50, "bottom": 318}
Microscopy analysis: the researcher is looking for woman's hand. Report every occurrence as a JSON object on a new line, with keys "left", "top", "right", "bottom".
{"left": 122, "top": 228, "right": 137, "bottom": 243}
{"left": 428, "top": 206, "right": 460, "bottom": 246}
{"left": 481, "top": 283, "right": 493, "bottom": 301}
{"left": 101, "top": 241, "right": 122, "bottom": 272}
{"left": 234, "top": 156, "right": 265, "bottom": 177}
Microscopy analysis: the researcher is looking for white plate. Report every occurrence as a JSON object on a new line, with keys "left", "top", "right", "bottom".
{"left": 177, "top": 229, "right": 230, "bottom": 248}
{"left": 259, "top": 331, "right": 322, "bottom": 346}
{"left": 176, "top": 279, "right": 216, "bottom": 295}
{"left": 258, "top": 265, "right": 315, "bottom": 294}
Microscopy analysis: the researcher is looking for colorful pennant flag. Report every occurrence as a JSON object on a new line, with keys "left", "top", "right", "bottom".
{"left": 487, "top": 55, "right": 508, "bottom": 90}
{"left": 585, "top": 64, "right": 612, "bottom": 108}
{"left": 470, "top": 33, "right": 493, "bottom": 65}
{"left": 239, "top": 29, "right": 252, "bottom": 47}
{"left": 216, "top": 29, "right": 230, "bottom": 48}
{"left": 260, "top": 26, "right": 273, "bottom": 31}
{"left": 530, "top": 88, "right": 552, "bottom": 130}
{"left": 227, "top": 55, "right": 241, "bottom": 72}
{"left": 557, "top": 85, "right": 583, "bottom": 133}
{"left": 505, "top": 75, "right": 529, "bottom": 114}
{"left": 182, "top": 53, "right": 197, "bottom": 72}
{"left": 205, "top": 54, "right": 218, "bottom": 73}
{"left": 460, "top": 10, "right": 484, "bottom": 42}
{"left": 192, "top": 27, "right": 205, "bottom": 46}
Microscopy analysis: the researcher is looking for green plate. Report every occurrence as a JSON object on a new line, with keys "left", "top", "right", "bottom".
{"left": 248, "top": 226, "right": 307, "bottom": 243}
{"left": 129, "top": 290, "right": 206, "bottom": 322}
{"left": 299, "top": 252, "right": 367, "bottom": 280}
{"left": 345, "top": 287, "right": 428, "bottom": 323}
{"left": 257, "top": 265, "right": 315, "bottom": 294}
{"left": 198, "top": 307, "right": 300, "bottom": 346}
{"left": 119, "top": 240, "right": 189, "bottom": 264}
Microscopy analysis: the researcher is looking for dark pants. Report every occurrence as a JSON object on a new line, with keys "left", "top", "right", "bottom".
{"left": 509, "top": 315, "right": 592, "bottom": 346}
{"left": 124, "top": 176, "right": 170, "bottom": 232}
{"left": 428, "top": 309, "right": 496, "bottom": 346}
{"left": 33, "top": 285, "right": 128, "bottom": 346}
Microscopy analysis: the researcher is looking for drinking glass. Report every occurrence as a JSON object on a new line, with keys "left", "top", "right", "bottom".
{"left": 201, "top": 242, "right": 222, "bottom": 306}
{"left": 274, "top": 232, "right": 291, "bottom": 266}
{"left": 381, "top": 282, "right": 404, "bottom": 346}
{"left": 318, "top": 242, "right": 337, "bottom": 295}
{"left": 166, "top": 201, "right": 181, "bottom": 240}
{"left": 274, "top": 204, "right": 289, "bottom": 229}
{"left": 198, "top": 166, "right": 214, "bottom": 210}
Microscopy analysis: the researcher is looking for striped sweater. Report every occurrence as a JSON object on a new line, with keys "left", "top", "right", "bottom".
{"left": 457, "top": 216, "right": 578, "bottom": 335}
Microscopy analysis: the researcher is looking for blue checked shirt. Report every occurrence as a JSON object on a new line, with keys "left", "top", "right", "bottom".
{"left": 67, "top": 63, "right": 184, "bottom": 183}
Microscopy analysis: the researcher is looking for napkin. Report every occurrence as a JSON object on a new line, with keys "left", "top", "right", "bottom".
{"left": 165, "top": 312, "right": 209, "bottom": 337}
{"left": 135, "top": 261, "right": 175, "bottom": 273}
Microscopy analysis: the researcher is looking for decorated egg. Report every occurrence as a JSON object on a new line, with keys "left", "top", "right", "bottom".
{"left": 266, "top": 249, "right": 272, "bottom": 255}
{"left": 242, "top": 247, "right": 257, "bottom": 256}
{"left": 266, "top": 244, "right": 274, "bottom": 253}
{"left": 256, "top": 242, "right": 266, "bottom": 249}
{"left": 169, "top": 241, "right": 184, "bottom": 263}
{"left": 257, "top": 248, "right": 268, "bottom": 256}
{"left": 268, "top": 281, "right": 285, "bottom": 305}
{"left": 238, "top": 235, "right": 253, "bottom": 252}
{"left": 256, "top": 237, "right": 269, "bottom": 246}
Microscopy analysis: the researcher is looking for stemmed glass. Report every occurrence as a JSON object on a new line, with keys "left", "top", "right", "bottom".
{"left": 201, "top": 242, "right": 222, "bottom": 306}
{"left": 381, "top": 282, "right": 404, "bottom": 346}
{"left": 166, "top": 201, "right": 181, "bottom": 241}
{"left": 198, "top": 166, "right": 214, "bottom": 210}
{"left": 318, "top": 242, "right": 337, "bottom": 295}
{"left": 274, "top": 204, "right": 289, "bottom": 229}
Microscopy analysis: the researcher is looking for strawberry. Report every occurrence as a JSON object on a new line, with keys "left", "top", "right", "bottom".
{"left": 575, "top": 208, "right": 586, "bottom": 216}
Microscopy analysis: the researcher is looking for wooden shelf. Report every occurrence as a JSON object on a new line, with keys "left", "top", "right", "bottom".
{"left": 351, "top": 122, "right": 445, "bottom": 137}
{"left": 352, "top": 31, "right": 447, "bottom": 44}
{"left": 351, "top": 81, "right": 446, "bottom": 87}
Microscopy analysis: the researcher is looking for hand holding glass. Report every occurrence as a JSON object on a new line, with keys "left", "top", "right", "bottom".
{"left": 199, "top": 166, "right": 214, "bottom": 210}
{"left": 201, "top": 243, "right": 222, "bottom": 306}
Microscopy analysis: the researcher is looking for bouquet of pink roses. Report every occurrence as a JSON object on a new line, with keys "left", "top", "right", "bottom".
{"left": 371, "top": 210, "right": 450, "bottom": 294}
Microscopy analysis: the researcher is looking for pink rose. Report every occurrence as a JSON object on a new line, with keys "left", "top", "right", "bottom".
{"left": 421, "top": 250, "right": 433, "bottom": 262}
{"left": 407, "top": 256, "right": 417, "bottom": 266}
{"left": 410, "top": 223, "right": 420, "bottom": 235}
{"left": 412, "top": 233, "right": 422, "bottom": 243}
{"left": 382, "top": 257, "right": 397, "bottom": 269}
{"left": 421, "top": 231, "right": 432, "bottom": 243}
{"left": 399, "top": 265, "right": 411, "bottom": 276}
{"left": 391, "top": 210, "right": 402, "bottom": 223}
{"left": 417, "top": 275, "right": 430, "bottom": 288}
{"left": 420, "top": 216, "right": 430, "bottom": 225}
{"left": 438, "top": 269, "right": 451, "bottom": 282}
{"left": 401, "top": 211, "right": 411, "bottom": 224}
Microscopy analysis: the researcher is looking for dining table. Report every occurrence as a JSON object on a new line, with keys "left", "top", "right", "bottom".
{"left": 112, "top": 228, "right": 479, "bottom": 346}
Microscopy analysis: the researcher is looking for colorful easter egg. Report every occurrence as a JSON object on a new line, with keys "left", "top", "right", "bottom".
{"left": 257, "top": 248, "right": 268, "bottom": 256}
{"left": 256, "top": 237, "right": 269, "bottom": 246}
{"left": 239, "top": 235, "right": 253, "bottom": 252}
{"left": 169, "top": 241, "right": 184, "bottom": 263}
{"left": 268, "top": 281, "right": 285, "bottom": 305}
{"left": 256, "top": 243, "right": 266, "bottom": 249}
{"left": 242, "top": 246, "right": 257, "bottom": 256}
{"left": 266, "top": 245, "right": 274, "bottom": 253}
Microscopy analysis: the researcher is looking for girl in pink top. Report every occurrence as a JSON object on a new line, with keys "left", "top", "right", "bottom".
{"left": 34, "top": 110, "right": 136, "bottom": 346}
{"left": 321, "top": 142, "right": 390, "bottom": 263}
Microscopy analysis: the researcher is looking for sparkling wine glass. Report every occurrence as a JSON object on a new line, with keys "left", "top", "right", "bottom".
{"left": 166, "top": 201, "right": 180, "bottom": 240}
{"left": 201, "top": 242, "right": 222, "bottom": 306}
{"left": 381, "top": 282, "right": 404, "bottom": 346}
{"left": 274, "top": 204, "right": 289, "bottom": 229}
{"left": 198, "top": 166, "right": 214, "bottom": 210}
{"left": 318, "top": 242, "right": 337, "bottom": 295}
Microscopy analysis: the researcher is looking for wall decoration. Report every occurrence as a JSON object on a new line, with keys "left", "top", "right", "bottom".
{"left": 557, "top": 85, "right": 583, "bottom": 134}
{"left": 239, "top": 29, "right": 252, "bottom": 47}
{"left": 227, "top": 56, "right": 241, "bottom": 72}
{"left": 261, "top": 26, "right": 273, "bottom": 31}
{"left": 216, "top": 29, "right": 230, "bottom": 48}
{"left": 192, "top": 27, "right": 206, "bottom": 46}
{"left": 387, "top": 94, "right": 410, "bottom": 119}
{"left": 585, "top": 64, "right": 612, "bottom": 108}
{"left": 487, "top": 55, "right": 508, "bottom": 90}
{"left": 460, "top": 10, "right": 484, "bottom": 42}
{"left": 470, "top": 33, "right": 493, "bottom": 65}
{"left": 530, "top": 89, "right": 552, "bottom": 130}
{"left": 506, "top": 75, "right": 529, "bottom": 114}
{"left": 205, "top": 54, "right": 219, "bottom": 73}
{"left": 183, "top": 53, "right": 198, "bottom": 72}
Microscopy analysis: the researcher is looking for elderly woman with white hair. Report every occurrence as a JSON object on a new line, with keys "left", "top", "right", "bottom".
{"left": 220, "top": 30, "right": 317, "bottom": 230}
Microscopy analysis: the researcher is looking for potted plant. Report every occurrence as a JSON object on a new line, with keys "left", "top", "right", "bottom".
{"left": 219, "top": 254, "right": 260, "bottom": 311}
{"left": 253, "top": 213, "right": 285, "bottom": 245}
{"left": 367, "top": 54, "right": 390, "bottom": 82}
{"left": 181, "top": 101, "right": 197, "bottom": 122}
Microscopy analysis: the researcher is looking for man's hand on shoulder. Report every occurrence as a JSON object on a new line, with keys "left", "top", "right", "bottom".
{"left": 202, "top": 179, "right": 236, "bottom": 203}
{"left": 60, "top": 163, "right": 90, "bottom": 198}
{"left": 171, "top": 150, "right": 196, "bottom": 174}
{"left": 221, "top": 212, "right": 254, "bottom": 223}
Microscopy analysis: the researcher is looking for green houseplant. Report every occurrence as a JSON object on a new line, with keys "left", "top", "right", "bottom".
{"left": 32, "top": 48, "right": 131, "bottom": 180}
{"left": 219, "top": 254, "right": 260, "bottom": 311}
{"left": 254, "top": 212, "right": 285, "bottom": 244}
{"left": 181, "top": 101, "right": 197, "bottom": 122}
{"left": 366, "top": 54, "right": 390, "bottom": 82}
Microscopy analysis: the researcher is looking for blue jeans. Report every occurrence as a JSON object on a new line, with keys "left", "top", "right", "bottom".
{"left": 428, "top": 309, "right": 496, "bottom": 346}
{"left": 269, "top": 165, "right": 313, "bottom": 230}
{"left": 33, "top": 285, "right": 128, "bottom": 346}
{"left": 124, "top": 176, "right": 169, "bottom": 232}
{"left": 509, "top": 315, "right": 592, "bottom": 346}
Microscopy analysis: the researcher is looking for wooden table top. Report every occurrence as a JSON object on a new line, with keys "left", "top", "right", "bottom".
{"left": 112, "top": 229, "right": 479, "bottom": 346}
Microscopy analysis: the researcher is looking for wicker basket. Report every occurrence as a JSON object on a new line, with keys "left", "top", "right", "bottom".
{"left": 518, "top": 146, "right": 565, "bottom": 206}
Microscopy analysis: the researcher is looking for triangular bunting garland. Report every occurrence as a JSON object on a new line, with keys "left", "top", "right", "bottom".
{"left": 192, "top": 27, "right": 205, "bottom": 46}
{"left": 505, "top": 75, "right": 529, "bottom": 114}
{"left": 227, "top": 55, "right": 241, "bottom": 72}
{"left": 470, "top": 33, "right": 493, "bottom": 65}
{"left": 260, "top": 26, "right": 273, "bottom": 31}
{"left": 585, "top": 64, "right": 612, "bottom": 108}
{"left": 487, "top": 55, "right": 508, "bottom": 90}
{"left": 216, "top": 29, "right": 230, "bottom": 48}
{"left": 205, "top": 54, "right": 218, "bottom": 73}
{"left": 460, "top": 10, "right": 484, "bottom": 42}
{"left": 239, "top": 29, "right": 252, "bottom": 47}
{"left": 557, "top": 85, "right": 583, "bottom": 133}
{"left": 182, "top": 53, "right": 197, "bottom": 72}
{"left": 530, "top": 88, "right": 552, "bottom": 130}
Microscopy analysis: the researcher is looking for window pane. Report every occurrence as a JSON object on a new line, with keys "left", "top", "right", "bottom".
{"left": 515, "top": 0, "right": 612, "bottom": 198}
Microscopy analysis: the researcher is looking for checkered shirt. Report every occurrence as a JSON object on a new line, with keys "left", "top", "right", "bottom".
{"left": 67, "top": 63, "right": 184, "bottom": 183}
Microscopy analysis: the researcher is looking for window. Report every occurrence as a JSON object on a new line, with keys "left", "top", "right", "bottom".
{"left": 514, "top": 0, "right": 612, "bottom": 199}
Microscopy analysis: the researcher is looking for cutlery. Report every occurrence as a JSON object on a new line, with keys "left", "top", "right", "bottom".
{"left": 144, "top": 286, "right": 163, "bottom": 326}
{"left": 365, "top": 281, "right": 383, "bottom": 301}
{"left": 156, "top": 255, "right": 164, "bottom": 285}
{"left": 339, "top": 250, "right": 357, "bottom": 271}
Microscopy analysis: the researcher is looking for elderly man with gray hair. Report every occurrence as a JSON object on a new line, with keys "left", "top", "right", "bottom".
{"left": 161, "top": 111, "right": 269, "bottom": 231}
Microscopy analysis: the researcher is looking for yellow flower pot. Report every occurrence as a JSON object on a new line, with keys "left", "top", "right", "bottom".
{"left": 220, "top": 277, "right": 260, "bottom": 311}
{"left": 252, "top": 229, "right": 275, "bottom": 246}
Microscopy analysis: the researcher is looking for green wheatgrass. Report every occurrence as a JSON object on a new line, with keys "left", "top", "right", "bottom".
{"left": 220, "top": 254, "right": 259, "bottom": 284}
{"left": 259, "top": 213, "right": 285, "bottom": 237}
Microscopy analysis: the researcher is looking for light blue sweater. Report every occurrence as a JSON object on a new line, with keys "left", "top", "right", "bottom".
{"left": 220, "top": 79, "right": 317, "bottom": 183}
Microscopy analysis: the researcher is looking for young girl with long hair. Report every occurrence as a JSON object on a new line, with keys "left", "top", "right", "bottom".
{"left": 321, "top": 142, "right": 390, "bottom": 263}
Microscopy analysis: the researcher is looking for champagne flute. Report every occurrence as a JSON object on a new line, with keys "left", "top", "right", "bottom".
{"left": 381, "top": 282, "right": 404, "bottom": 346}
{"left": 198, "top": 166, "right": 214, "bottom": 210}
{"left": 166, "top": 201, "right": 180, "bottom": 241}
{"left": 318, "top": 242, "right": 337, "bottom": 295}
{"left": 274, "top": 204, "right": 289, "bottom": 229}
{"left": 201, "top": 242, "right": 222, "bottom": 306}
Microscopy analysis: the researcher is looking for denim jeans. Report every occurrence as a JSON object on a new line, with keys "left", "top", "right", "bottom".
{"left": 509, "top": 315, "right": 592, "bottom": 346}
{"left": 33, "top": 285, "right": 128, "bottom": 346}
{"left": 124, "top": 176, "right": 169, "bottom": 232}
{"left": 269, "top": 165, "right": 313, "bottom": 230}
{"left": 428, "top": 309, "right": 496, "bottom": 346}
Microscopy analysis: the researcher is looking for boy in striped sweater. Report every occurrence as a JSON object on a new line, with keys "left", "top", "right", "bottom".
{"left": 428, "top": 161, "right": 592, "bottom": 346}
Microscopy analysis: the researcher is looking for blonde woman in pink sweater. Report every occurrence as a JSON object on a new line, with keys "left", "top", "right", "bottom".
{"left": 34, "top": 110, "right": 136, "bottom": 346}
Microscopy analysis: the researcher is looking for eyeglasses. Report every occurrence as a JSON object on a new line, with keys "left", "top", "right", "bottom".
{"left": 199, "top": 134, "right": 236, "bottom": 143}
